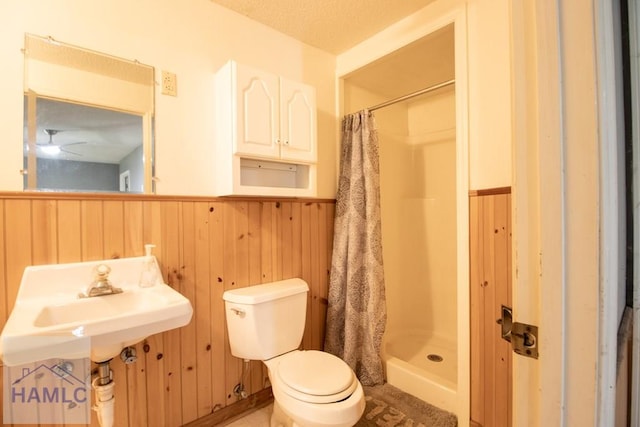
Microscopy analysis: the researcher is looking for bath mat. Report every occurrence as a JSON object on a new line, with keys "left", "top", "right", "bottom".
{"left": 356, "top": 383, "right": 458, "bottom": 427}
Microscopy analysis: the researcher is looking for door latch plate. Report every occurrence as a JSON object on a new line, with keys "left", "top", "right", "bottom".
{"left": 497, "top": 305, "right": 539, "bottom": 359}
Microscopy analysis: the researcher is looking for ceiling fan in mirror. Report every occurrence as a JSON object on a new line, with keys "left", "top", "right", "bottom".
{"left": 38, "top": 129, "right": 86, "bottom": 156}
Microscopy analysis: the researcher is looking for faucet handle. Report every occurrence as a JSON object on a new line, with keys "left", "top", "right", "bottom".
{"left": 95, "top": 264, "right": 111, "bottom": 280}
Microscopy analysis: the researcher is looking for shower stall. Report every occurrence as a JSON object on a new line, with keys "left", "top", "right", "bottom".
{"left": 341, "top": 23, "right": 461, "bottom": 414}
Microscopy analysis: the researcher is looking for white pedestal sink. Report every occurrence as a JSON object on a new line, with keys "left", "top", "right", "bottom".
{"left": 0, "top": 253, "right": 193, "bottom": 365}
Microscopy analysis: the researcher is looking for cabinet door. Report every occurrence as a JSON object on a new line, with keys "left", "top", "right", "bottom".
{"left": 279, "top": 77, "right": 316, "bottom": 163}
{"left": 235, "top": 65, "right": 280, "bottom": 158}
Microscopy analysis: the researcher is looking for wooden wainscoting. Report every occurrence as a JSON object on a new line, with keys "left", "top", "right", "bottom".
{"left": 0, "top": 193, "right": 335, "bottom": 427}
{"left": 469, "top": 189, "right": 512, "bottom": 427}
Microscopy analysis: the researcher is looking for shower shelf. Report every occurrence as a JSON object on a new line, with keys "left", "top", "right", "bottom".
{"left": 405, "top": 128, "right": 455, "bottom": 145}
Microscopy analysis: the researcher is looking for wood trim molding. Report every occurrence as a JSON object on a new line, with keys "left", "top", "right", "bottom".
{"left": 469, "top": 186, "right": 511, "bottom": 197}
{"left": 0, "top": 191, "right": 335, "bottom": 204}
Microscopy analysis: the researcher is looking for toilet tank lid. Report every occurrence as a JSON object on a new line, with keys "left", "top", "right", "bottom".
{"left": 222, "top": 278, "right": 309, "bottom": 304}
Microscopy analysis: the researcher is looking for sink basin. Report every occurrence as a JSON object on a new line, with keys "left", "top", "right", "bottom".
{"left": 0, "top": 254, "right": 193, "bottom": 365}
{"left": 34, "top": 291, "right": 167, "bottom": 327}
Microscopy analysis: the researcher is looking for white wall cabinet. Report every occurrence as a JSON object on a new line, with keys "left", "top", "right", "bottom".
{"left": 214, "top": 60, "right": 317, "bottom": 196}
{"left": 234, "top": 64, "right": 316, "bottom": 162}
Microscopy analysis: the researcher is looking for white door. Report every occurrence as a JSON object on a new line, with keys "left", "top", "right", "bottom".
{"left": 511, "top": 1, "right": 626, "bottom": 426}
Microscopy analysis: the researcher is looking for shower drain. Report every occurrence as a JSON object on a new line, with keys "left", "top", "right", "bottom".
{"left": 427, "top": 354, "right": 443, "bottom": 362}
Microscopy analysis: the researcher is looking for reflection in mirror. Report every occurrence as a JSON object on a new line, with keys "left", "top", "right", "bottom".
{"left": 23, "top": 34, "right": 155, "bottom": 193}
{"left": 23, "top": 97, "right": 145, "bottom": 192}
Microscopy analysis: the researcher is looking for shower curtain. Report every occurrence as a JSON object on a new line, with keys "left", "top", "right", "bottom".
{"left": 325, "top": 110, "right": 386, "bottom": 386}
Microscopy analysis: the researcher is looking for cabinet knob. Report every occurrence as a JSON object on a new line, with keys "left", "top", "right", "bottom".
{"left": 275, "top": 139, "right": 280, "bottom": 145}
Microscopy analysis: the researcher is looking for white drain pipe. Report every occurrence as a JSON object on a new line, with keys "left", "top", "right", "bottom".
{"left": 90, "top": 347, "right": 137, "bottom": 426}
{"left": 92, "top": 371, "right": 115, "bottom": 427}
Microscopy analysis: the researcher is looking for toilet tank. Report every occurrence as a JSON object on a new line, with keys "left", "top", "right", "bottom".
{"left": 223, "top": 278, "right": 309, "bottom": 360}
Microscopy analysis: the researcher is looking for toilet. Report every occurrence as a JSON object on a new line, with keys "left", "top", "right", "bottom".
{"left": 223, "top": 278, "right": 365, "bottom": 427}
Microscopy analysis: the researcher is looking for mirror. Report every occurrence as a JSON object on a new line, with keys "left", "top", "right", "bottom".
{"left": 24, "top": 97, "right": 146, "bottom": 192}
{"left": 23, "top": 34, "right": 155, "bottom": 193}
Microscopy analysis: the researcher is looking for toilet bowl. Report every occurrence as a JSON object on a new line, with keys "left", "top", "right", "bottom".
{"left": 222, "top": 279, "right": 365, "bottom": 427}
{"left": 264, "top": 350, "right": 365, "bottom": 427}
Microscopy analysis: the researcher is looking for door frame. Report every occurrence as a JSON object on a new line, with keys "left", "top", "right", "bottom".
{"left": 626, "top": 0, "right": 640, "bottom": 424}
{"left": 594, "top": 0, "right": 627, "bottom": 425}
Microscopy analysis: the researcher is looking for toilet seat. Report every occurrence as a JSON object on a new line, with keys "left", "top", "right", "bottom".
{"left": 273, "top": 350, "right": 358, "bottom": 404}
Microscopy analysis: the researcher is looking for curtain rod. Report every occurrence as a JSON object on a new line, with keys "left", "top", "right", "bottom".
{"left": 368, "top": 79, "right": 455, "bottom": 112}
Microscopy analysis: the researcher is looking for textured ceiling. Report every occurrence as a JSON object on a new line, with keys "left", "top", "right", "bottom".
{"left": 209, "top": 0, "right": 437, "bottom": 54}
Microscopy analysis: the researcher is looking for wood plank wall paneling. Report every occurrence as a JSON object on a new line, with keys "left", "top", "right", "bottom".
{"left": 0, "top": 195, "right": 335, "bottom": 427}
{"left": 469, "top": 191, "right": 512, "bottom": 427}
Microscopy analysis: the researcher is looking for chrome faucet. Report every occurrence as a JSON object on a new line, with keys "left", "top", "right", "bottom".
{"left": 79, "top": 264, "right": 123, "bottom": 298}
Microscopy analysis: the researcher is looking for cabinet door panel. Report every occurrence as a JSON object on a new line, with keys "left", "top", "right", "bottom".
{"left": 280, "top": 78, "right": 316, "bottom": 162}
{"left": 236, "top": 66, "right": 279, "bottom": 158}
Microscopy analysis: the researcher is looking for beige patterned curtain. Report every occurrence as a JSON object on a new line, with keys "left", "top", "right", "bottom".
{"left": 325, "top": 110, "right": 386, "bottom": 386}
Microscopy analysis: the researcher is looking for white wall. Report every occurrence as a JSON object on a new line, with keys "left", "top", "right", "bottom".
{"left": 0, "top": 0, "right": 337, "bottom": 197}
{"left": 466, "top": 0, "right": 512, "bottom": 190}
{"left": 1, "top": 0, "right": 511, "bottom": 194}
